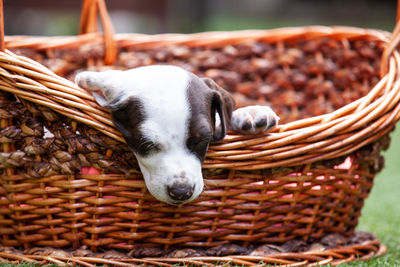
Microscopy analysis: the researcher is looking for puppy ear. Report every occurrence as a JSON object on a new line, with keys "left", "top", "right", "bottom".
{"left": 75, "top": 70, "right": 123, "bottom": 108}
{"left": 202, "top": 78, "right": 235, "bottom": 141}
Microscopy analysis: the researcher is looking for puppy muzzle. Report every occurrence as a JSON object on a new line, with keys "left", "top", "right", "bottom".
{"left": 167, "top": 183, "right": 195, "bottom": 202}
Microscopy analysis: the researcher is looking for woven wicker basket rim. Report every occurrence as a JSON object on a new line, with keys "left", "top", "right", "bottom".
{"left": 1, "top": 25, "right": 399, "bottom": 170}
{"left": 4, "top": 26, "right": 391, "bottom": 49}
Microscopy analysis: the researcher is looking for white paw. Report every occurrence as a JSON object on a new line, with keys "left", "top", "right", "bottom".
{"left": 231, "top": 105, "right": 279, "bottom": 134}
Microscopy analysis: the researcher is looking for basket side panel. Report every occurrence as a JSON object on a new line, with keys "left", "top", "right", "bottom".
{"left": 0, "top": 89, "right": 385, "bottom": 250}
{"left": 0, "top": 91, "right": 20, "bottom": 247}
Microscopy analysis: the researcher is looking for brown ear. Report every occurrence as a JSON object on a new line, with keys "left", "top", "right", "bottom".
{"left": 202, "top": 78, "right": 235, "bottom": 141}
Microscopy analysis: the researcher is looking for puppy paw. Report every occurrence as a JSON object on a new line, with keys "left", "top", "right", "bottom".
{"left": 231, "top": 105, "right": 279, "bottom": 134}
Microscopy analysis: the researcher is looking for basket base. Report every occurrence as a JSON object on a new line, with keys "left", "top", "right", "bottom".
{"left": 0, "top": 232, "right": 386, "bottom": 266}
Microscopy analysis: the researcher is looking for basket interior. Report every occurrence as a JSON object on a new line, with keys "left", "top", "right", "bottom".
{"left": 12, "top": 36, "right": 384, "bottom": 124}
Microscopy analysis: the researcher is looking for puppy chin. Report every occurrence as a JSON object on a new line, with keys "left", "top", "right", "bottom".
{"left": 145, "top": 180, "right": 174, "bottom": 204}
{"left": 145, "top": 175, "right": 204, "bottom": 205}
{"left": 136, "top": 156, "right": 204, "bottom": 205}
{"left": 136, "top": 161, "right": 171, "bottom": 204}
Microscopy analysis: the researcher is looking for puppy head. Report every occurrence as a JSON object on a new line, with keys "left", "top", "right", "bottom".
{"left": 75, "top": 65, "right": 234, "bottom": 205}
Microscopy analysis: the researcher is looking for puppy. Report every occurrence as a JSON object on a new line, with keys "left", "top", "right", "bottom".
{"left": 76, "top": 65, "right": 279, "bottom": 205}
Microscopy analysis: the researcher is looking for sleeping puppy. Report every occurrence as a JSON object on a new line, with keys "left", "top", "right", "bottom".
{"left": 75, "top": 65, "right": 279, "bottom": 205}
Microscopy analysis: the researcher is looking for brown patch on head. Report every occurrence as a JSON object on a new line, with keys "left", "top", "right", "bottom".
{"left": 186, "top": 75, "right": 213, "bottom": 162}
{"left": 109, "top": 96, "right": 159, "bottom": 157}
{"left": 186, "top": 74, "right": 235, "bottom": 161}
{"left": 202, "top": 77, "right": 235, "bottom": 141}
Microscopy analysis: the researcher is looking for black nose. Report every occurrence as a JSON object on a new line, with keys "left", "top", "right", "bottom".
{"left": 167, "top": 183, "right": 194, "bottom": 201}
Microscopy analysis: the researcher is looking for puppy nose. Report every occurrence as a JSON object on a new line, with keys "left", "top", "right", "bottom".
{"left": 167, "top": 183, "right": 194, "bottom": 201}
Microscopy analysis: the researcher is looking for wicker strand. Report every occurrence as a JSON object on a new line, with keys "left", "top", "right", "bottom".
{"left": 381, "top": 0, "right": 400, "bottom": 76}
{"left": 79, "top": 0, "right": 117, "bottom": 65}
{"left": 79, "top": 0, "right": 98, "bottom": 35}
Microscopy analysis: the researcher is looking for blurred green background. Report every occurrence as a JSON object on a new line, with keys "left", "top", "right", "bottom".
{"left": 3, "top": 0, "right": 400, "bottom": 266}
{"left": 3, "top": 0, "right": 398, "bottom": 35}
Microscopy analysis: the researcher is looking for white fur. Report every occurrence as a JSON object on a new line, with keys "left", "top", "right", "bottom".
{"left": 231, "top": 105, "right": 280, "bottom": 134}
{"left": 76, "top": 65, "right": 279, "bottom": 205}
{"left": 76, "top": 65, "right": 204, "bottom": 204}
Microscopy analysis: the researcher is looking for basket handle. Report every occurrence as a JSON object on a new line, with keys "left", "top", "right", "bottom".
{"left": 381, "top": 0, "right": 400, "bottom": 76}
{"left": 0, "top": 0, "right": 117, "bottom": 65}
{"left": 79, "top": 0, "right": 117, "bottom": 65}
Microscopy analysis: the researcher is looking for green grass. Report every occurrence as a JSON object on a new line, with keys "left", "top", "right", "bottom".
{"left": 337, "top": 124, "right": 400, "bottom": 266}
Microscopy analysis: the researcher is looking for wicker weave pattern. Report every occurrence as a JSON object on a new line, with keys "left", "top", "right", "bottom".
{"left": 0, "top": 86, "right": 388, "bottom": 249}
{"left": 0, "top": 0, "right": 399, "bottom": 259}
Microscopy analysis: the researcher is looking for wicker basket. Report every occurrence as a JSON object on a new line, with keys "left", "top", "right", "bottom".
{"left": 0, "top": 0, "right": 399, "bottom": 265}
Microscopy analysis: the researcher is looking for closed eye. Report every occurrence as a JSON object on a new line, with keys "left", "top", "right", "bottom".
{"left": 137, "top": 140, "right": 161, "bottom": 157}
